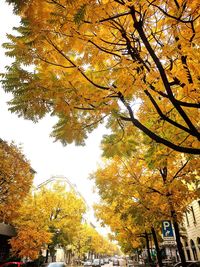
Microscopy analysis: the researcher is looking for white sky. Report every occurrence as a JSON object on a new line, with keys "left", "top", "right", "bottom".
{"left": 0, "top": 2, "right": 107, "bottom": 220}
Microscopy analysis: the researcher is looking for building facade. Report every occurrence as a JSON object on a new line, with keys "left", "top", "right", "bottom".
{"left": 181, "top": 200, "right": 200, "bottom": 261}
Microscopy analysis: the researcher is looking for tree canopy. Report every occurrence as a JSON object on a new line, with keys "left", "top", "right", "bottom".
{"left": 10, "top": 183, "right": 86, "bottom": 260}
{"left": 2, "top": 0, "right": 200, "bottom": 154}
{"left": 92, "top": 131, "right": 200, "bottom": 254}
{"left": 0, "top": 139, "right": 34, "bottom": 223}
{"left": 10, "top": 182, "right": 119, "bottom": 260}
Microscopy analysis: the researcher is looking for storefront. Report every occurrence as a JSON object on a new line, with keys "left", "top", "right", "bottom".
{"left": 0, "top": 223, "right": 16, "bottom": 263}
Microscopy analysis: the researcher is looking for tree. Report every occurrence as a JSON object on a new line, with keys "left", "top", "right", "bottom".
{"left": 0, "top": 139, "right": 34, "bottom": 223}
{"left": 71, "top": 224, "right": 92, "bottom": 261}
{"left": 2, "top": 0, "right": 200, "bottom": 154}
{"left": 10, "top": 183, "right": 86, "bottom": 260}
{"left": 92, "top": 144, "right": 200, "bottom": 266}
{"left": 94, "top": 201, "right": 145, "bottom": 253}
{"left": 72, "top": 224, "right": 117, "bottom": 260}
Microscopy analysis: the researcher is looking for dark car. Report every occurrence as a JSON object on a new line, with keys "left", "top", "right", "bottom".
{"left": 113, "top": 259, "right": 120, "bottom": 266}
{"left": 104, "top": 259, "right": 109, "bottom": 264}
{"left": 189, "top": 263, "right": 200, "bottom": 267}
{"left": 174, "top": 261, "right": 200, "bottom": 267}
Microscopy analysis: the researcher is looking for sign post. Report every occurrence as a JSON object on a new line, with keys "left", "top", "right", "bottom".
{"left": 162, "top": 220, "right": 174, "bottom": 237}
{"left": 162, "top": 220, "right": 175, "bottom": 245}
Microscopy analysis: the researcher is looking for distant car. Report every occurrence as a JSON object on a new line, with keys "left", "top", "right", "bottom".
{"left": 162, "top": 259, "right": 174, "bottom": 267}
{"left": 84, "top": 261, "right": 93, "bottom": 267}
{"left": 118, "top": 259, "right": 126, "bottom": 267}
{"left": 113, "top": 259, "right": 120, "bottom": 266}
{"left": 92, "top": 259, "right": 101, "bottom": 267}
{"left": 0, "top": 262, "right": 25, "bottom": 267}
{"left": 104, "top": 259, "right": 109, "bottom": 264}
{"left": 174, "top": 262, "right": 200, "bottom": 267}
{"left": 100, "top": 259, "right": 104, "bottom": 266}
{"left": 46, "top": 262, "right": 67, "bottom": 267}
{"left": 127, "top": 260, "right": 134, "bottom": 267}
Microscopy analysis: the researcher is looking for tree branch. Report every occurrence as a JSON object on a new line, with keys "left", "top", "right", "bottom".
{"left": 88, "top": 40, "right": 121, "bottom": 58}
{"left": 46, "top": 37, "right": 110, "bottom": 91}
{"left": 118, "top": 92, "right": 200, "bottom": 154}
{"left": 171, "top": 160, "right": 190, "bottom": 181}
{"left": 99, "top": 11, "right": 131, "bottom": 23}
{"left": 146, "top": 0, "right": 200, "bottom": 23}
{"left": 144, "top": 89, "right": 195, "bottom": 136}
{"left": 130, "top": 6, "right": 200, "bottom": 140}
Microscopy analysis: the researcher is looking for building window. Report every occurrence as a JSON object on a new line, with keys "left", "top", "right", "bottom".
{"left": 185, "top": 240, "right": 191, "bottom": 260}
{"left": 186, "top": 249, "right": 191, "bottom": 261}
{"left": 185, "top": 211, "right": 190, "bottom": 226}
{"left": 190, "top": 239, "right": 198, "bottom": 260}
{"left": 197, "top": 237, "right": 200, "bottom": 250}
{"left": 191, "top": 206, "right": 196, "bottom": 225}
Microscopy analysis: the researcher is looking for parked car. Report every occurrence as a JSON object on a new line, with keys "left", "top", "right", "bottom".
{"left": 84, "top": 261, "right": 93, "bottom": 267}
{"left": 92, "top": 259, "right": 101, "bottom": 267}
{"left": 0, "top": 262, "right": 25, "bottom": 267}
{"left": 46, "top": 262, "right": 67, "bottom": 267}
{"left": 174, "top": 261, "right": 200, "bottom": 267}
{"left": 73, "top": 260, "right": 84, "bottom": 265}
{"left": 188, "top": 263, "right": 200, "bottom": 267}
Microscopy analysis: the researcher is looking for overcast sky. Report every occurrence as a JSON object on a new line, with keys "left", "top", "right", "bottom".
{"left": 0, "top": 2, "right": 107, "bottom": 214}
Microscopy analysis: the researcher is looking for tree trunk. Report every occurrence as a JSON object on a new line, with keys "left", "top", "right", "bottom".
{"left": 159, "top": 167, "right": 186, "bottom": 267}
{"left": 151, "top": 227, "right": 163, "bottom": 267}
{"left": 45, "top": 247, "right": 49, "bottom": 263}
{"left": 145, "top": 231, "right": 152, "bottom": 265}
{"left": 172, "top": 216, "right": 186, "bottom": 267}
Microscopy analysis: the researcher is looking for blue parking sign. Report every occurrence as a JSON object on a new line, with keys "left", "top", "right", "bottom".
{"left": 162, "top": 220, "right": 174, "bottom": 237}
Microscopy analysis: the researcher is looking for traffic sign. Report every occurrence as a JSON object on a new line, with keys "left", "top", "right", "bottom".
{"left": 162, "top": 220, "right": 174, "bottom": 238}
{"left": 163, "top": 240, "right": 176, "bottom": 245}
